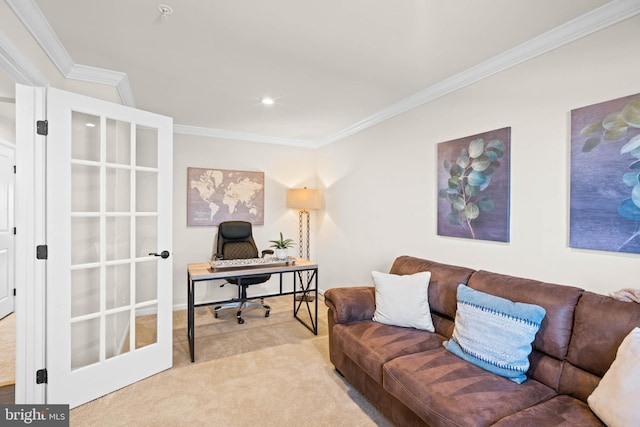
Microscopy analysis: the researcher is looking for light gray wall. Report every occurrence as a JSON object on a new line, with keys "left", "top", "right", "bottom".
{"left": 0, "top": 109, "right": 14, "bottom": 142}
{"left": 315, "top": 15, "right": 640, "bottom": 295}
{"left": 0, "top": 91, "right": 15, "bottom": 142}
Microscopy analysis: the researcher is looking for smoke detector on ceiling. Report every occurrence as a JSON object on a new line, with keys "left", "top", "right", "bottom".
{"left": 158, "top": 4, "right": 174, "bottom": 19}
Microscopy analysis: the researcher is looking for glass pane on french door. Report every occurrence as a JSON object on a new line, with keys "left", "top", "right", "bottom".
{"left": 69, "top": 112, "right": 159, "bottom": 370}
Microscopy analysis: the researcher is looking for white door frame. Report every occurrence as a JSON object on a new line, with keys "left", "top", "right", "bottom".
{"left": 14, "top": 84, "right": 46, "bottom": 404}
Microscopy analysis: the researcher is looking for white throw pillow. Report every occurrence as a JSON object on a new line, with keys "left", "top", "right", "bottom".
{"left": 371, "top": 270, "right": 434, "bottom": 332}
{"left": 588, "top": 327, "right": 640, "bottom": 427}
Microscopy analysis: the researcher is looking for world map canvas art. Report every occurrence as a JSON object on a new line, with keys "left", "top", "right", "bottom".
{"left": 187, "top": 167, "right": 265, "bottom": 226}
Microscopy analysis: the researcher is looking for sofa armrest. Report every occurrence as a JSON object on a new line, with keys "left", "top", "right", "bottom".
{"left": 324, "top": 286, "right": 376, "bottom": 324}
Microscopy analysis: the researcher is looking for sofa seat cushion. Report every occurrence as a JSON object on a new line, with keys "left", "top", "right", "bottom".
{"left": 383, "top": 348, "right": 556, "bottom": 426}
{"left": 333, "top": 320, "right": 445, "bottom": 384}
{"left": 492, "top": 395, "right": 605, "bottom": 426}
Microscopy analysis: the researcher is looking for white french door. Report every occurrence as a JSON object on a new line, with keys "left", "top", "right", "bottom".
{"left": 46, "top": 88, "right": 173, "bottom": 408}
{"left": 0, "top": 141, "right": 15, "bottom": 320}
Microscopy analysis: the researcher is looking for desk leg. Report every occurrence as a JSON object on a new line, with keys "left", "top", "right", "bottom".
{"left": 293, "top": 269, "right": 318, "bottom": 335}
{"left": 188, "top": 271, "right": 195, "bottom": 362}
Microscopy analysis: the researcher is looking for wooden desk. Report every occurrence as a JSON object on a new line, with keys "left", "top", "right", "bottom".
{"left": 187, "top": 258, "right": 318, "bottom": 362}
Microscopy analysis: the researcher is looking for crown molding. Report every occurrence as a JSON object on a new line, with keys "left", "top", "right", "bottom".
{"left": 68, "top": 64, "right": 136, "bottom": 107}
{"left": 6, "top": 0, "right": 135, "bottom": 107}
{"left": 6, "top": 0, "right": 640, "bottom": 147}
{"left": 173, "top": 124, "right": 311, "bottom": 148}
{"left": 6, "top": 0, "right": 74, "bottom": 75}
{"left": 317, "top": 0, "right": 640, "bottom": 147}
{"left": 0, "top": 28, "right": 48, "bottom": 86}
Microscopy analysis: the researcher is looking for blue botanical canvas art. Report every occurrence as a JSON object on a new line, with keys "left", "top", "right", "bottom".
{"left": 437, "top": 127, "right": 511, "bottom": 242}
{"left": 570, "top": 93, "right": 640, "bottom": 253}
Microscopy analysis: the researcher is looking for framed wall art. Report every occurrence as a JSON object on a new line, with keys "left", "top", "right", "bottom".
{"left": 187, "top": 167, "right": 265, "bottom": 226}
{"left": 570, "top": 93, "right": 640, "bottom": 253}
{"left": 437, "top": 127, "right": 511, "bottom": 242}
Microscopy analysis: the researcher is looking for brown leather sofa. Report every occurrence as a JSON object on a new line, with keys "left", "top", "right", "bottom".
{"left": 324, "top": 256, "right": 640, "bottom": 426}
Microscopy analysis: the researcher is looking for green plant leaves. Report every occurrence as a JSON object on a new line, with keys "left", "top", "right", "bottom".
{"left": 487, "top": 139, "right": 504, "bottom": 150}
{"left": 622, "top": 99, "right": 640, "bottom": 128}
{"left": 478, "top": 196, "right": 495, "bottom": 212}
{"left": 582, "top": 136, "right": 601, "bottom": 152}
{"left": 457, "top": 152, "right": 470, "bottom": 168}
{"left": 467, "top": 170, "right": 487, "bottom": 186}
{"left": 448, "top": 176, "right": 460, "bottom": 189}
{"left": 621, "top": 134, "right": 640, "bottom": 154}
{"left": 604, "top": 127, "right": 628, "bottom": 141}
{"left": 603, "top": 112, "right": 626, "bottom": 130}
{"left": 580, "top": 97, "right": 640, "bottom": 225}
{"left": 471, "top": 155, "right": 491, "bottom": 171}
{"left": 469, "top": 139, "right": 484, "bottom": 158}
{"left": 465, "top": 184, "right": 479, "bottom": 197}
{"left": 452, "top": 196, "right": 466, "bottom": 211}
{"left": 633, "top": 183, "right": 640, "bottom": 208}
{"left": 464, "top": 203, "right": 479, "bottom": 220}
{"left": 581, "top": 121, "right": 605, "bottom": 136}
{"left": 619, "top": 198, "right": 640, "bottom": 221}
{"left": 450, "top": 163, "right": 463, "bottom": 177}
{"left": 622, "top": 172, "right": 639, "bottom": 187}
{"left": 269, "top": 232, "right": 295, "bottom": 248}
{"left": 448, "top": 212, "right": 463, "bottom": 225}
{"left": 579, "top": 100, "right": 640, "bottom": 152}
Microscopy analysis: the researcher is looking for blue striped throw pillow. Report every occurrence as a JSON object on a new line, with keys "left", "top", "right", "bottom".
{"left": 443, "top": 284, "right": 546, "bottom": 384}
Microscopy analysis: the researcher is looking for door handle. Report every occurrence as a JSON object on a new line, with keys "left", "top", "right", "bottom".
{"left": 149, "top": 250, "right": 171, "bottom": 259}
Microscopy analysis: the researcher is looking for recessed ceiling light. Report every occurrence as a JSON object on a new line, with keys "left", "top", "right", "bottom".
{"left": 261, "top": 97, "right": 274, "bottom": 106}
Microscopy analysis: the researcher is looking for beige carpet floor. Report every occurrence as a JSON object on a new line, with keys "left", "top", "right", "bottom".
{"left": 0, "top": 312, "right": 16, "bottom": 386}
{"left": 70, "top": 296, "right": 393, "bottom": 427}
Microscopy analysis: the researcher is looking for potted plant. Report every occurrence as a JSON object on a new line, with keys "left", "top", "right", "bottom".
{"left": 269, "top": 232, "right": 295, "bottom": 260}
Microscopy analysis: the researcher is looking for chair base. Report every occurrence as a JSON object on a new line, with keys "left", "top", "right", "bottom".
{"left": 214, "top": 298, "right": 271, "bottom": 324}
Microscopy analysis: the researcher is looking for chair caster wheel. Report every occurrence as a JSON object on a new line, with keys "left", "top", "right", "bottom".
{"left": 238, "top": 318, "right": 244, "bottom": 324}
{"left": 214, "top": 312, "right": 218, "bottom": 318}
{"left": 265, "top": 310, "right": 270, "bottom": 318}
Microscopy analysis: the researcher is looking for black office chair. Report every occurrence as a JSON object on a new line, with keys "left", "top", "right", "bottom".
{"left": 213, "top": 221, "right": 273, "bottom": 324}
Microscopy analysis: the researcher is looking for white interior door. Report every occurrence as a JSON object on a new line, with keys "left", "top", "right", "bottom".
{"left": 0, "top": 141, "right": 15, "bottom": 319}
{"left": 46, "top": 88, "right": 173, "bottom": 408}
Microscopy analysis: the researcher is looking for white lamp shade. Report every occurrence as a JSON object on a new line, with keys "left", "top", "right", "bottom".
{"left": 287, "top": 188, "right": 321, "bottom": 210}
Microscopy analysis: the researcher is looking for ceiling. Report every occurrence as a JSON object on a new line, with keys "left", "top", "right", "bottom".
{"left": 12, "top": 0, "right": 629, "bottom": 146}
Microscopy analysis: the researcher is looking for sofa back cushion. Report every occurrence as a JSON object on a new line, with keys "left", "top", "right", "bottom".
{"left": 466, "top": 270, "right": 583, "bottom": 390}
{"left": 389, "top": 256, "right": 475, "bottom": 337}
{"left": 559, "top": 291, "right": 640, "bottom": 402}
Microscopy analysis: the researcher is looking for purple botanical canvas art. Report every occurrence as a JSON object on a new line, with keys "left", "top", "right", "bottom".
{"left": 570, "top": 93, "right": 640, "bottom": 253}
{"left": 437, "top": 127, "right": 511, "bottom": 242}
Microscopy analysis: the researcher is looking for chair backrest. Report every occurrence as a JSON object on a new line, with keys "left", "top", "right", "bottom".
{"left": 216, "top": 221, "right": 259, "bottom": 260}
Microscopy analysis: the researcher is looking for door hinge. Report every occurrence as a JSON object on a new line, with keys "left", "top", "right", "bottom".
{"left": 36, "top": 369, "right": 48, "bottom": 384}
{"left": 13, "top": 165, "right": 16, "bottom": 174}
{"left": 36, "top": 120, "right": 48, "bottom": 136}
{"left": 36, "top": 245, "right": 48, "bottom": 260}
{"left": 13, "top": 288, "right": 16, "bottom": 296}
{"left": 13, "top": 227, "right": 16, "bottom": 235}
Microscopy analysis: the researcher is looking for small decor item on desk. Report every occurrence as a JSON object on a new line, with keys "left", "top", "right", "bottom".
{"left": 269, "top": 232, "right": 295, "bottom": 260}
